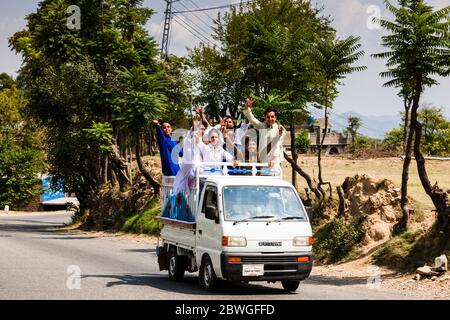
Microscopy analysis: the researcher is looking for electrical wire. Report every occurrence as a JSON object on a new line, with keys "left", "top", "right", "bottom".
{"left": 172, "top": 15, "right": 215, "bottom": 47}
{"left": 172, "top": 1, "right": 252, "bottom": 14}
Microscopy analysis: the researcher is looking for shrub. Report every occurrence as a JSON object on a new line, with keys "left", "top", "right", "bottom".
{"left": 295, "top": 129, "right": 311, "bottom": 153}
{"left": 0, "top": 138, "right": 44, "bottom": 209}
{"left": 314, "top": 217, "right": 364, "bottom": 263}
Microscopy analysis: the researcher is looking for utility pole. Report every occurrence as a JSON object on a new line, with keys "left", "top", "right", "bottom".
{"left": 161, "top": 0, "right": 181, "bottom": 59}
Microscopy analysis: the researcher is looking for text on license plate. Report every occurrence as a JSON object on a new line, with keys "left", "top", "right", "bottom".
{"left": 242, "top": 264, "right": 264, "bottom": 276}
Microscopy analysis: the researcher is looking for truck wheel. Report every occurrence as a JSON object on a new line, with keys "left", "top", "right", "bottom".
{"left": 281, "top": 280, "right": 300, "bottom": 292}
{"left": 199, "top": 256, "right": 218, "bottom": 291}
{"left": 168, "top": 247, "right": 185, "bottom": 281}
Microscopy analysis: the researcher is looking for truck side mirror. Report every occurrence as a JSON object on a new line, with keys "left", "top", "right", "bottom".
{"left": 205, "top": 205, "right": 219, "bottom": 224}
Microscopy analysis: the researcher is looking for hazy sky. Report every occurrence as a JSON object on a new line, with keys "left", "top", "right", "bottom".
{"left": 1, "top": 0, "right": 449, "bottom": 119}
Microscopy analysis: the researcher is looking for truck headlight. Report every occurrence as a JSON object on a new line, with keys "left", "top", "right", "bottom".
{"left": 293, "top": 236, "right": 314, "bottom": 246}
{"left": 222, "top": 236, "right": 247, "bottom": 247}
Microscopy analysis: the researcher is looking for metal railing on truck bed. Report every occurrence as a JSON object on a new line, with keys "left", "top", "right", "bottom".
{"left": 158, "top": 162, "right": 282, "bottom": 225}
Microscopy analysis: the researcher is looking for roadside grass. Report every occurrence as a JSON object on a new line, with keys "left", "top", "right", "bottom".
{"left": 121, "top": 205, "right": 161, "bottom": 235}
{"left": 373, "top": 225, "right": 450, "bottom": 272}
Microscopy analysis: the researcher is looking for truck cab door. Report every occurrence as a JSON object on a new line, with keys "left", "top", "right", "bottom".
{"left": 196, "top": 184, "right": 222, "bottom": 273}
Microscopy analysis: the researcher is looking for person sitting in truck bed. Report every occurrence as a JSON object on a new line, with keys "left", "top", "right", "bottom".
{"left": 195, "top": 105, "right": 249, "bottom": 156}
{"left": 199, "top": 128, "right": 238, "bottom": 175}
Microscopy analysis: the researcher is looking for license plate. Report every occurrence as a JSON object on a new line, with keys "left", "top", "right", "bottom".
{"left": 242, "top": 264, "right": 264, "bottom": 276}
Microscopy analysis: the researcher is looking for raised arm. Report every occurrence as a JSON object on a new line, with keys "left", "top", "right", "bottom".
{"left": 153, "top": 119, "right": 164, "bottom": 146}
{"left": 242, "top": 97, "right": 263, "bottom": 129}
{"left": 195, "top": 105, "right": 211, "bottom": 128}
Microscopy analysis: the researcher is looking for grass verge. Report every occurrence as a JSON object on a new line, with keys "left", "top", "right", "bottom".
{"left": 373, "top": 225, "right": 450, "bottom": 272}
{"left": 121, "top": 205, "right": 161, "bottom": 235}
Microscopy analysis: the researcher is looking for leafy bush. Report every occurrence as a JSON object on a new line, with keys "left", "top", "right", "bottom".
{"left": 295, "top": 129, "right": 311, "bottom": 153}
{"left": 0, "top": 138, "right": 44, "bottom": 209}
{"left": 314, "top": 217, "right": 364, "bottom": 263}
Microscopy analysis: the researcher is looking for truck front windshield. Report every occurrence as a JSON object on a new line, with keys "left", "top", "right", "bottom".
{"left": 222, "top": 186, "right": 307, "bottom": 221}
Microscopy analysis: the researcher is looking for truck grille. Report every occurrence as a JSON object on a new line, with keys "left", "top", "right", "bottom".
{"left": 241, "top": 256, "right": 298, "bottom": 264}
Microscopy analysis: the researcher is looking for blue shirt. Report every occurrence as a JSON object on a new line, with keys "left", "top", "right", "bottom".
{"left": 155, "top": 125, "right": 182, "bottom": 176}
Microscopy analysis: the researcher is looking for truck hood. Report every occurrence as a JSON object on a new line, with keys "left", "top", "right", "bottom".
{"left": 222, "top": 221, "right": 312, "bottom": 240}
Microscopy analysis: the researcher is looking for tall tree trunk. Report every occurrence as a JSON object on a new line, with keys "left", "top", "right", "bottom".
{"left": 110, "top": 140, "right": 131, "bottom": 192}
{"left": 317, "top": 106, "right": 332, "bottom": 199}
{"left": 289, "top": 124, "right": 298, "bottom": 189}
{"left": 284, "top": 151, "right": 322, "bottom": 200}
{"left": 135, "top": 129, "right": 160, "bottom": 196}
{"left": 102, "top": 155, "right": 108, "bottom": 185}
{"left": 402, "top": 96, "right": 412, "bottom": 153}
{"left": 413, "top": 118, "right": 450, "bottom": 231}
{"left": 395, "top": 80, "right": 421, "bottom": 234}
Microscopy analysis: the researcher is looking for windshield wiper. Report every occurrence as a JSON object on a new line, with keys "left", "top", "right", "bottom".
{"left": 233, "top": 215, "right": 275, "bottom": 225}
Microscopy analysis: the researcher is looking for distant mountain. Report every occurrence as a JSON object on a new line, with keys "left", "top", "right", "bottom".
{"left": 328, "top": 111, "right": 401, "bottom": 139}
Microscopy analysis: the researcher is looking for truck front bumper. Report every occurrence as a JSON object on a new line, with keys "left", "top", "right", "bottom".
{"left": 220, "top": 252, "right": 312, "bottom": 282}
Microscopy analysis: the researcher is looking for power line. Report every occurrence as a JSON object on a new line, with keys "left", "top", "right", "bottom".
{"left": 177, "top": 1, "right": 214, "bottom": 33}
{"left": 172, "top": 1, "right": 252, "bottom": 14}
{"left": 186, "top": 0, "right": 215, "bottom": 21}
{"left": 173, "top": 6, "right": 215, "bottom": 45}
{"left": 172, "top": 15, "right": 215, "bottom": 47}
{"left": 172, "top": 14, "right": 215, "bottom": 46}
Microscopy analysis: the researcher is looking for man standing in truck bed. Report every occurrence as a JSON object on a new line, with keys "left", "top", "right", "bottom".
{"left": 242, "top": 97, "right": 286, "bottom": 171}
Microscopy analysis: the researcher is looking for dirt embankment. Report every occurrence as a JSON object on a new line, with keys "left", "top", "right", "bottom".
{"left": 340, "top": 174, "right": 404, "bottom": 252}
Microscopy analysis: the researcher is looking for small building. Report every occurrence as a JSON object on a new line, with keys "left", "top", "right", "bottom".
{"left": 283, "top": 118, "right": 350, "bottom": 155}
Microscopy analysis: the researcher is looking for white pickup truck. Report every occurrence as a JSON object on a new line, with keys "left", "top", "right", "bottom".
{"left": 156, "top": 162, "right": 313, "bottom": 292}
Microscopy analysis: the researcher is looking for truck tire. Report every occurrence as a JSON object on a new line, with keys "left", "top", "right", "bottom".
{"left": 281, "top": 280, "right": 300, "bottom": 292}
{"left": 199, "top": 256, "right": 218, "bottom": 291}
{"left": 168, "top": 247, "right": 185, "bottom": 281}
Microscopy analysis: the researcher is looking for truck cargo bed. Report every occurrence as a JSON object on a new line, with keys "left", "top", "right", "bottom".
{"left": 159, "top": 223, "right": 196, "bottom": 250}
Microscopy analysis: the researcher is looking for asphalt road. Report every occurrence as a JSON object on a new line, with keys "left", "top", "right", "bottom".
{"left": 0, "top": 211, "right": 412, "bottom": 300}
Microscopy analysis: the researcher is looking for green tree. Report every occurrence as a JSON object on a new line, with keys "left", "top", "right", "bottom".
{"left": 373, "top": 0, "right": 450, "bottom": 232}
{"left": 296, "top": 129, "right": 311, "bottom": 153}
{"left": 0, "top": 138, "right": 44, "bottom": 209}
{"left": 10, "top": 0, "right": 172, "bottom": 218}
{"left": 308, "top": 36, "right": 366, "bottom": 199}
{"left": 347, "top": 116, "right": 362, "bottom": 152}
{"left": 0, "top": 77, "right": 45, "bottom": 209}
{"left": 0, "top": 73, "right": 15, "bottom": 91}
{"left": 418, "top": 106, "right": 450, "bottom": 156}
{"left": 190, "top": 0, "right": 334, "bottom": 199}
{"left": 383, "top": 127, "right": 404, "bottom": 152}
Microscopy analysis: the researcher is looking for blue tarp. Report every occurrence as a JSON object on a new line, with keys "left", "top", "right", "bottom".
{"left": 41, "top": 177, "right": 65, "bottom": 202}
{"left": 162, "top": 193, "right": 194, "bottom": 223}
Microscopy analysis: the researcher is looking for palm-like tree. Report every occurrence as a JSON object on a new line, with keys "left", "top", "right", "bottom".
{"left": 309, "top": 36, "right": 366, "bottom": 200}
{"left": 373, "top": 0, "right": 450, "bottom": 232}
